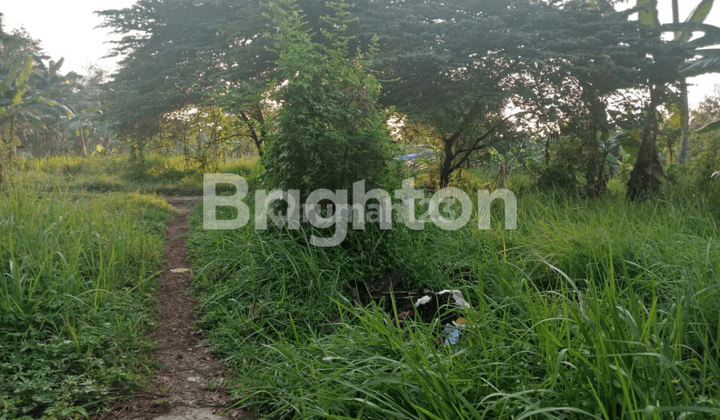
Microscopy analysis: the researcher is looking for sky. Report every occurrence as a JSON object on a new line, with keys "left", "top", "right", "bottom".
{"left": 2, "top": 1, "right": 136, "bottom": 75}
{"left": 2, "top": 1, "right": 720, "bottom": 109}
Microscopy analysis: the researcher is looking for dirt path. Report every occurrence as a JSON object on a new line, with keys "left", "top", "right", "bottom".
{"left": 101, "top": 197, "right": 248, "bottom": 420}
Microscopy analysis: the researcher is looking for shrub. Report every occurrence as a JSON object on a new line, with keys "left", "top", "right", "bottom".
{"left": 262, "top": 0, "right": 395, "bottom": 198}
{"left": 535, "top": 165, "right": 578, "bottom": 193}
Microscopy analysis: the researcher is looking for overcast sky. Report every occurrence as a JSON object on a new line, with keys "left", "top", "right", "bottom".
{"left": 3, "top": 1, "right": 720, "bottom": 109}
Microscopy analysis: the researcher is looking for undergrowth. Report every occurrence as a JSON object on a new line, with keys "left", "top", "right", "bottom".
{"left": 187, "top": 187, "right": 720, "bottom": 419}
{"left": 0, "top": 187, "right": 174, "bottom": 419}
{"left": 19, "top": 154, "right": 260, "bottom": 196}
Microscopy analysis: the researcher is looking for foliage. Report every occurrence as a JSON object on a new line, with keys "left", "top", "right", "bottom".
{"left": 187, "top": 183, "right": 720, "bottom": 419}
{"left": 360, "top": 0, "right": 552, "bottom": 188}
{"left": 261, "top": 0, "right": 394, "bottom": 195}
{"left": 97, "top": 0, "right": 249, "bottom": 132}
{"left": 153, "top": 105, "right": 243, "bottom": 172}
{"left": 95, "top": 0, "right": 697, "bottom": 197}
{"left": 0, "top": 19, "right": 115, "bottom": 178}
{"left": 355, "top": 0, "right": 675, "bottom": 191}
{"left": 96, "top": 0, "right": 300, "bottom": 157}
{"left": 0, "top": 185, "right": 173, "bottom": 419}
{"left": 535, "top": 165, "right": 579, "bottom": 194}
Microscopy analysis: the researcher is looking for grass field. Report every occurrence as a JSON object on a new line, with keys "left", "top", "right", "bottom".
{"left": 3, "top": 155, "right": 720, "bottom": 419}
{"left": 0, "top": 186, "right": 174, "bottom": 419}
{"left": 0, "top": 154, "right": 262, "bottom": 419}
{"left": 187, "top": 174, "right": 720, "bottom": 419}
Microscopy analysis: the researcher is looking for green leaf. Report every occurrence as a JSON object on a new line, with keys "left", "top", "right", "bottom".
{"left": 637, "top": 0, "right": 660, "bottom": 28}
{"left": 12, "top": 91, "right": 24, "bottom": 106}
{"left": 687, "top": 48, "right": 720, "bottom": 58}
{"left": 590, "top": 0, "right": 615, "bottom": 14}
{"left": 50, "top": 57, "right": 64, "bottom": 74}
{"left": 696, "top": 118, "right": 720, "bottom": 133}
{"left": 681, "top": 56, "right": 720, "bottom": 77}
{"left": 16, "top": 57, "right": 33, "bottom": 86}
{"left": 676, "top": 0, "right": 715, "bottom": 43}
{"left": 669, "top": 112, "right": 681, "bottom": 128}
{"left": 672, "top": 22, "right": 720, "bottom": 49}
{"left": 612, "top": 130, "right": 641, "bottom": 162}
{"left": 686, "top": 0, "right": 714, "bottom": 24}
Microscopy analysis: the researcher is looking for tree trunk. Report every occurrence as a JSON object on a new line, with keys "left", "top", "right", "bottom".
{"left": 497, "top": 164, "right": 506, "bottom": 189}
{"left": 583, "top": 143, "right": 607, "bottom": 198}
{"left": 577, "top": 89, "right": 609, "bottom": 197}
{"left": 102, "top": 136, "right": 111, "bottom": 153}
{"left": 678, "top": 79, "right": 690, "bottom": 164}
{"left": 672, "top": 0, "right": 691, "bottom": 165}
{"left": 439, "top": 161, "right": 452, "bottom": 189}
{"left": 80, "top": 131, "right": 88, "bottom": 157}
{"left": 627, "top": 94, "right": 663, "bottom": 200}
{"left": 438, "top": 136, "right": 454, "bottom": 189}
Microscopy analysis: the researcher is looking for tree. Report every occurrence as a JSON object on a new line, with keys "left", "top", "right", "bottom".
{"left": 358, "top": 0, "right": 669, "bottom": 191}
{"left": 63, "top": 66, "right": 113, "bottom": 157}
{"left": 96, "top": 0, "right": 336, "bottom": 158}
{"left": 26, "top": 58, "right": 81, "bottom": 156}
{"left": 625, "top": 0, "right": 720, "bottom": 199}
{"left": 97, "top": 0, "right": 239, "bottom": 154}
{"left": 0, "top": 20, "right": 80, "bottom": 179}
{"left": 351, "top": 0, "right": 555, "bottom": 188}
{"left": 262, "top": 0, "right": 393, "bottom": 196}
{"left": 520, "top": 2, "right": 671, "bottom": 197}
{"left": 671, "top": 0, "right": 714, "bottom": 164}
{"left": 0, "top": 47, "right": 32, "bottom": 182}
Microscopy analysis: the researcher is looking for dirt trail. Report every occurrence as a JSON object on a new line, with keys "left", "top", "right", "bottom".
{"left": 101, "top": 197, "right": 248, "bottom": 420}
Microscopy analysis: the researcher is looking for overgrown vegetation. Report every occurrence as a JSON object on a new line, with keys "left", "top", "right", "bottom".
{"left": 0, "top": 180, "right": 174, "bottom": 419}
{"left": 262, "top": 0, "right": 395, "bottom": 196}
{"left": 188, "top": 176, "right": 720, "bottom": 419}
{"left": 5, "top": 0, "right": 720, "bottom": 418}
{"left": 0, "top": 154, "right": 263, "bottom": 419}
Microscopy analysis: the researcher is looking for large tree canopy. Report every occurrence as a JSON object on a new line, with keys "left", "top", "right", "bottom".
{"left": 97, "top": 0, "right": 340, "bottom": 151}
{"left": 346, "top": 0, "right": 679, "bottom": 188}
{"left": 98, "top": 0, "right": 688, "bottom": 194}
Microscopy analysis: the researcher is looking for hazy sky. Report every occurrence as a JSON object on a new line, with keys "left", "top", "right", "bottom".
{"left": 2, "top": 1, "right": 135, "bottom": 75}
{"left": 3, "top": 1, "right": 720, "bottom": 108}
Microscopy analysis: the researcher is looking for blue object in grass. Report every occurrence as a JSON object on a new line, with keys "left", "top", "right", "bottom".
{"left": 444, "top": 324, "right": 461, "bottom": 346}
{"left": 401, "top": 153, "right": 420, "bottom": 161}
{"left": 443, "top": 318, "right": 467, "bottom": 351}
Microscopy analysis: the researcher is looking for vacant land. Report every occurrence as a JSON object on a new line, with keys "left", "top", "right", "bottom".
{"left": 187, "top": 166, "right": 720, "bottom": 419}
{"left": 3, "top": 157, "right": 720, "bottom": 420}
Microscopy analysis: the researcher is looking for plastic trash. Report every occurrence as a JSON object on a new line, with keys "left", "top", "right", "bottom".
{"left": 437, "top": 290, "right": 471, "bottom": 309}
{"left": 443, "top": 317, "right": 467, "bottom": 350}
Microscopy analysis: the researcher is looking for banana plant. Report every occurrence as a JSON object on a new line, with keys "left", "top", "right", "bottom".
{"left": 674, "top": 0, "right": 713, "bottom": 164}
{"left": 659, "top": 3, "right": 720, "bottom": 146}
{"left": 635, "top": 0, "right": 715, "bottom": 163}
{"left": 0, "top": 49, "right": 34, "bottom": 181}
{"left": 0, "top": 51, "right": 33, "bottom": 120}
{"left": 0, "top": 42, "right": 79, "bottom": 181}
{"left": 586, "top": 1, "right": 716, "bottom": 166}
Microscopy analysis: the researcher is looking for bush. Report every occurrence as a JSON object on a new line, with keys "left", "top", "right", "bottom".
{"left": 0, "top": 189, "right": 173, "bottom": 418}
{"left": 535, "top": 165, "right": 578, "bottom": 193}
{"left": 262, "top": 0, "right": 395, "bottom": 198}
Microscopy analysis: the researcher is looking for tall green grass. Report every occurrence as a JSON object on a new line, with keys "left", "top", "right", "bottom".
{"left": 188, "top": 188, "right": 720, "bottom": 419}
{"left": 0, "top": 186, "right": 173, "bottom": 419}
{"left": 20, "top": 154, "right": 258, "bottom": 196}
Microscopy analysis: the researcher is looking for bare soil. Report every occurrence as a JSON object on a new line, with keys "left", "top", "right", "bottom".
{"left": 99, "top": 197, "right": 250, "bottom": 420}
